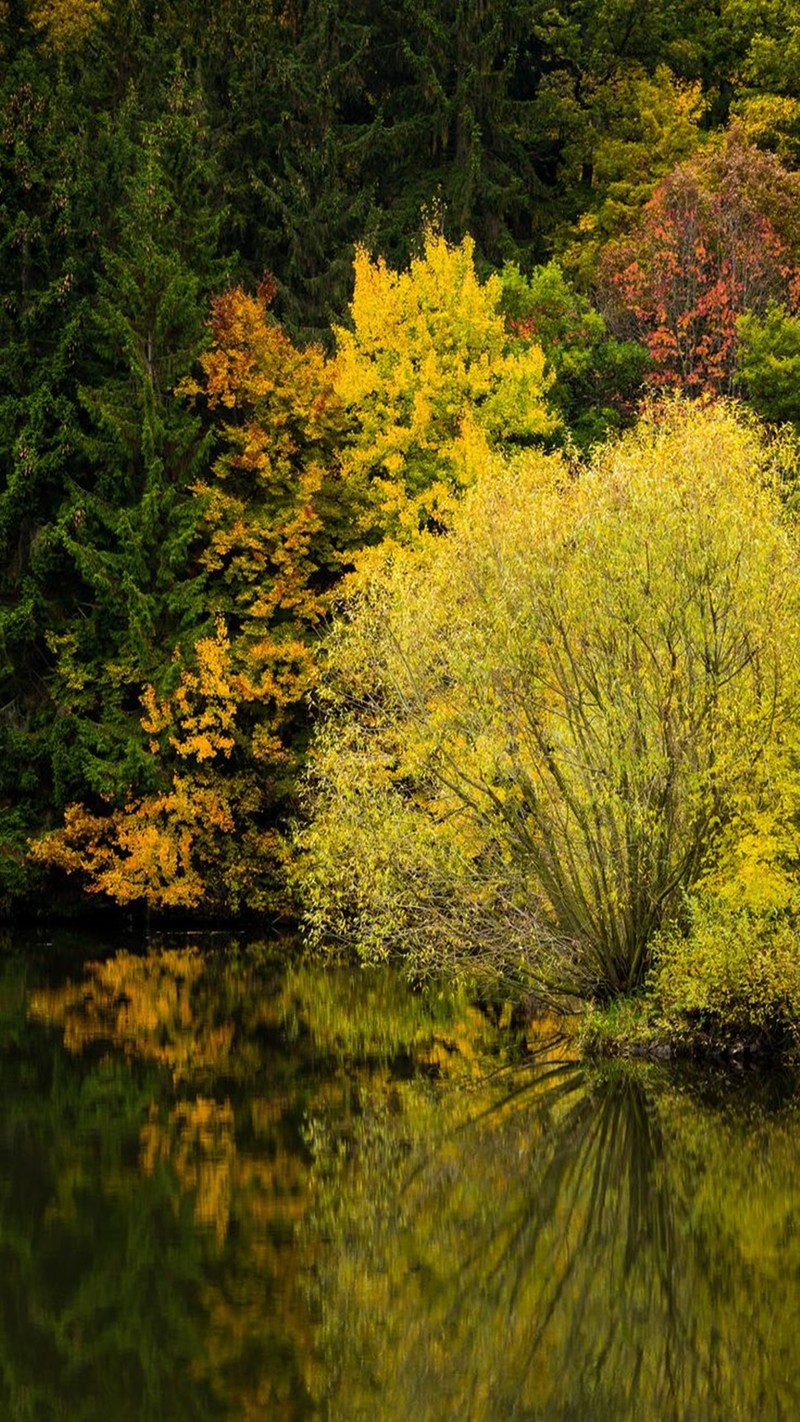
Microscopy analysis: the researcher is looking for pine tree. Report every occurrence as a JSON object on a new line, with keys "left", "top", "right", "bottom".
{"left": 0, "top": 49, "right": 100, "bottom": 906}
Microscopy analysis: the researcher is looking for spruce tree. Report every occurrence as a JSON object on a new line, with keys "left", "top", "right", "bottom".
{"left": 47, "top": 75, "right": 229, "bottom": 809}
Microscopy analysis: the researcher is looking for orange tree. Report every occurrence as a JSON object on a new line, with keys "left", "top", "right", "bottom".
{"left": 33, "top": 284, "right": 356, "bottom": 913}
{"left": 597, "top": 127, "right": 800, "bottom": 393}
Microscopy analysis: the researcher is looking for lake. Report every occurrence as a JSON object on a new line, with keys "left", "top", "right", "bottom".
{"left": 0, "top": 930, "right": 798, "bottom": 1420}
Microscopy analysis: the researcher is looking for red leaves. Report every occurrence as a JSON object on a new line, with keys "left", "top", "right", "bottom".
{"left": 599, "top": 129, "right": 800, "bottom": 394}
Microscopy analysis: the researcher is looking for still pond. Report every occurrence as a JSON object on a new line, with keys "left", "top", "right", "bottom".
{"left": 0, "top": 931, "right": 798, "bottom": 1420}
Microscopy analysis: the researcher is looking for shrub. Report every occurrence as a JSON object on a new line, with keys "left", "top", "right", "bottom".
{"left": 652, "top": 902, "right": 800, "bottom": 1046}
{"left": 298, "top": 401, "right": 800, "bottom": 1000}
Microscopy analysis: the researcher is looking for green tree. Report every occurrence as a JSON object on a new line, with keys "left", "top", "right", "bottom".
{"left": 736, "top": 302, "right": 800, "bottom": 425}
{"left": 44, "top": 79, "right": 227, "bottom": 808}
{"left": 499, "top": 259, "right": 650, "bottom": 447}
{"left": 0, "top": 50, "right": 102, "bottom": 907}
{"left": 33, "top": 282, "right": 354, "bottom": 913}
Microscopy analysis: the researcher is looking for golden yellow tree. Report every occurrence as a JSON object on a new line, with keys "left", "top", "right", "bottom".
{"left": 334, "top": 230, "right": 558, "bottom": 544}
{"left": 299, "top": 401, "right": 800, "bottom": 998}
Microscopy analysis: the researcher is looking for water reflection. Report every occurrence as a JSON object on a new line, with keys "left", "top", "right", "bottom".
{"left": 0, "top": 940, "right": 796, "bottom": 1420}
{"left": 312, "top": 1052, "right": 800, "bottom": 1422}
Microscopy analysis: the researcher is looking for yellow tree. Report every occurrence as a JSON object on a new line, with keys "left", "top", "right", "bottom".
{"left": 25, "top": 0, "right": 108, "bottom": 49}
{"left": 299, "top": 402, "right": 800, "bottom": 998}
{"left": 334, "top": 230, "right": 558, "bottom": 544}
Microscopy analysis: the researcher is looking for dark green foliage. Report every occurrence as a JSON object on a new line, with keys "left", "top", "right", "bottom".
{"left": 47, "top": 83, "right": 228, "bottom": 805}
{"left": 0, "top": 48, "right": 226, "bottom": 906}
{"left": 500, "top": 260, "right": 650, "bottom": 447}
{"left": 0, "top": 55, "right": 100, "bottom": 906}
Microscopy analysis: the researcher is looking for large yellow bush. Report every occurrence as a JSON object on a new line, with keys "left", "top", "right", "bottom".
{"left": 299, "top": 401, "right": 800, "bottom": 1000}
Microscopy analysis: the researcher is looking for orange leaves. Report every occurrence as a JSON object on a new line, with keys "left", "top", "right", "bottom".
{"left": 183, "top": 288, "right": 351, "bottom": 699}
{"left": 32, "top": 245, "right": 555, "bottom": 916}
{"left": 599, "top": 129, "right": 800, "bottom": 394}
{"left": 32, "top": 281, "right": 347, "bottom": 913}
{"left": 29, "top": 948, "right": 229, "bottom": 1075}
{"left": 142, "top": 619, "right": 237, "bottom": 763}
{"left": 187, "top": 283, "right": 355, "bottom": 720}
{"left": 141, "top": 1097, "right": 236, "bottom": 1248}
{"left": 185, "top": 285, "right": 345, "bottom": 462}
{"left": 31, "top": 782, "right": 235, "bottom": 908}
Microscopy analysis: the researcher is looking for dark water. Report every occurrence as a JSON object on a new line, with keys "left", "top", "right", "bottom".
{"left": 0, "top": 932, "right": 799, "bottom": 1421}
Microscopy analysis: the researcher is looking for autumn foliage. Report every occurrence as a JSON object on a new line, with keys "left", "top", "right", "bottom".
{"left": 333, "top": 230, "right": 557, "bottom": 542}
{"left": 34, "top": 284, "right": 354, "bottom": 912}
{"left": 300, "top": 403, "right": 800, "bottom": 997}
{"left": 599, "top": 129, "right": 800, "bottom": 392}
{"left": 32, "top": 239, "right": 556, "bottom": 912}
{"left": 21, "top": 214, "right": 800, "bottom": 958}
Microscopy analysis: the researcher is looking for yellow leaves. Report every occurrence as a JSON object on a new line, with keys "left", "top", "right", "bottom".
{"left": 29, "top": 802, "right": 105, "bottom": 877}
{"left": 141, "top": 1098, "right": 236, "bottom": 1249}
{"left": 26, "top": 0, "right": 108, "bottom": 50}
{"left": 300, "top": 400, "right": 800, "bottom": 992}
{"left": 105, "top": 811, "right": 204, "bottom": 907}
{"left": 735, "top": 93, "right": 800, "bottom": 163}
{"left": 333, "top": 229, "right": 558, "bottom": 542}
{"left": 144, "top": 619, "right": 238, "bottom": 764}
{"left": 698, "top": 733, "right": 800, "bottom": 915}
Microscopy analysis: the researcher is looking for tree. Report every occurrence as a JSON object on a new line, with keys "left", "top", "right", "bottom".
{"left": 736, "top": 301, "right": 800, "bottom": 425}
{"left": 333, "top": 229, "right": 557, "bottom": 542}
{"left": 299, "top": 401, "right": 800, "bottom": 998}
{"left": 499, "top": 258, "right": 650, "bottom": 448}
{"left": 34, "top": 283, "right": 355, "bottom": 913}
{"left": 0, "top": 49, "right": 103, "bottom": 908}
{"left": 727, "top": 1, "right": 800, "bottom": 162}
{"left": 557, "top": 64, "right": 707, "bottom": 288}
{"left": 44, "top": 79, "right": 228, "bottom": 808}
{"left": 25, "top": 0, "right": 109, "bottom": 51}
{"left": 598, "top": 127, "right": 800, "bottom": 392}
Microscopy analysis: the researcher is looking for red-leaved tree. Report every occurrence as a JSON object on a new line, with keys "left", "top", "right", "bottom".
{"left": 597, "top": 127, "right": 800, "bottom": 393}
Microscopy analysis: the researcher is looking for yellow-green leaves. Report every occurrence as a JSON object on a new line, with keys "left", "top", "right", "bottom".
{"left": 300, "top": 401, "right": 800, "bottom": 998}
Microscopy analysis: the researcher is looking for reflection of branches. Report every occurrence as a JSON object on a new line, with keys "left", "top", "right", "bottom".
{"left": 324, "top": 1062, "right": 800, "bottom": 1422}
{"left": 443, "top": 1070, "right": 683, "bottom": 1397}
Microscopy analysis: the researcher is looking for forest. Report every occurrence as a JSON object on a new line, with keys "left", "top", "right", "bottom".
{"left": 6, "top": 0, "right": 800, "bottom": 1046}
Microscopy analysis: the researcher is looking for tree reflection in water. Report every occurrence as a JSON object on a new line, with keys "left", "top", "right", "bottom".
{"left": 310, "top": 1044, "right": 800, "bottom": 1422}
{"left": 1, "top": 941, "right": 798, "bottom": 1421}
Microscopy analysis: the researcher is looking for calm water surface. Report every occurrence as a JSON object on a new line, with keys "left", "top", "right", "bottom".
{"left": 0, "top": 930, "right": 798, "bottom": 1420}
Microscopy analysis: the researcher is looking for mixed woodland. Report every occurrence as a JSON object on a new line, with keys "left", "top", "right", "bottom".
{"left": 7, "top": 0, "right": 800, "bottom": 1040}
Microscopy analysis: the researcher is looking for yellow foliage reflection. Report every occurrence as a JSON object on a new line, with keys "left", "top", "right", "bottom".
{"left": 29, "top": 948, "right": 234, "bottom": 1077}
{"left": 141, "top": 1097, "right": 235, "bottom": 1248}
